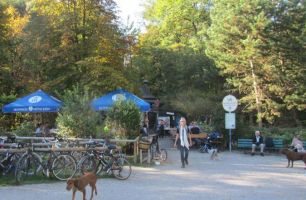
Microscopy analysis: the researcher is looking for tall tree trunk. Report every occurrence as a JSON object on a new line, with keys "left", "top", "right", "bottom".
{"left": 249, "top": 59, "right": 262, "bottom": 128}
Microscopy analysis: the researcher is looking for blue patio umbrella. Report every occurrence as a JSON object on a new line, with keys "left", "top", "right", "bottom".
{"left": 91, "top": 89, "right": 150, "bottom": 112}
{"left": 2, "top": 89, "right": 62, "bottom": 113}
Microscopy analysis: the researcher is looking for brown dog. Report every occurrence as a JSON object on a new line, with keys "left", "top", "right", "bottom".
{"left": 281, "top": 148, "right": 306, "bottom": 168}
{"left": 66, "top": 172, "right": 98, "bottom": 200}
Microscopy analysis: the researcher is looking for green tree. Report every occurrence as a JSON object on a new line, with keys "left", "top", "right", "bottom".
{"left": 56, "top": 85, "right": 99, "bottom": 138}
{"left": 0, "top": 2, "right": 29, "bottom": 94}
{"left": 105, "top": 100, "right": 141, "bottom": 139}
{"left": 206, "top": 0, "right": 305, "bottom": 127}
{"left": 263, "top": 0, "right": 306, "bottom": 124}
{"left": 0, "top": 2, "right": 8, "bottom": 67}
{"left": 0, "top": 0, "right": 131, "bottom": 94}
{"left": 143, "top": 0, "right": 211, "bottom": 52}
{"left": 0, "top": 2, "right": 11, "bottom": 94}
{"left": 171, "top": 88, "right": 224, "bottom": 122}
{"left": 206, "top": 0, "right": 281, "bottom": 127}
{"left": 134, "top": 0, "right": 224, "bottom": 122}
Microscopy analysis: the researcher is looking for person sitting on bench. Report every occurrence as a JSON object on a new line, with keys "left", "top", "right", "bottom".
{"left": 189, "top": 122, "right": 201, "bottom": 146}
{"left": 251, "top": 130, "right": 264, "bottom": 156}
{"left": 290, "top": 134, "right": 305, "bottom": 152}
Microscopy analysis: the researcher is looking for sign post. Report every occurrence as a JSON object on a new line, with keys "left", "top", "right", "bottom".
{"left": 222, "top": 95, "right": 238, "bottom": 152}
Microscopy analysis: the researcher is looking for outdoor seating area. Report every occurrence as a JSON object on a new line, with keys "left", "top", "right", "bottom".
{"left": 0, "top": 1, "right": 305, "bottom": 199}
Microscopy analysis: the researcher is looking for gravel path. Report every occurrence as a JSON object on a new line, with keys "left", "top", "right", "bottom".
{"left": 1, "top": 139, "right": 306, "bottom": 200}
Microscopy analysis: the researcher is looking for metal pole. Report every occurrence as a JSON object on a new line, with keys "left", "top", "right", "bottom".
{"left": 229, "top": 129, "right": 232, "bottom": 152}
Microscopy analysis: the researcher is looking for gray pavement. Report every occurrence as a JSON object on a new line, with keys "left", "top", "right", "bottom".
{"left": 1, "top": 137, "right": 306, "bottom": 200}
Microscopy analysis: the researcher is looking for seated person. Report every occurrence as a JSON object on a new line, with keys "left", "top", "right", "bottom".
{"left": 190, "top": 126, "right": 200, "bottom": 134}
{"left": 35, "top": 123, "right": 43, "bottom": 137}
{"left": 42, "top": 123, "right": 51, "bottom": 137}
{"left": 291, "top": 134, "right": 305, "bottom": 152}
{"left": 251, "top": 130, "right": 265, "bottom": 156}
{"left": 189, "top": 122, "right": 201, "bottom": 146}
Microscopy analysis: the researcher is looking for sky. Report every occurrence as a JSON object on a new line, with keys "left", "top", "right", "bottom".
{"left": 114, "top": 0, "right": 146, "bottom": 31}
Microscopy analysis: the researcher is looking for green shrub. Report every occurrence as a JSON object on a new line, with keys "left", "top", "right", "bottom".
{"left": 56, "top": 86, "right": 99, "bottom": 138}
{"left": 13, "top": 121, "right": 35, "bottom": 136}
{"left": 197, "top": 121, "right": 214, "bottom": 133}
{"left": 105, "top": 100, "right": 141, "bottom": 139}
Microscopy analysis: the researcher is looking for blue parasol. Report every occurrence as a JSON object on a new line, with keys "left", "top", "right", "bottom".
{"left": 2, "top": 90, "right": 62, "bottom": 113}
{"left": 91, "top": 89, "right": 150, "bottom": 112}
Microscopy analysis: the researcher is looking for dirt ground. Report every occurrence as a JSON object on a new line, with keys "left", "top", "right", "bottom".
{"left": 1, "top": 144, "right": 306, "bottom": 200}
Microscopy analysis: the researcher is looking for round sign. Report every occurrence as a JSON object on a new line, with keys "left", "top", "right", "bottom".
{"left": 222, "top": 95, "right": 238, "bottom": 112}
{"left": 112, "top": 94, "right": 126, "bottom": 102}
{"left": 28, "top": 96, "right": 42, "bottom": 104}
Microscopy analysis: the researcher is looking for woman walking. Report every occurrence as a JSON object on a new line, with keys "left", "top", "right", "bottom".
{"left": 174, "top": 117, "right": 192, "bottom": 168}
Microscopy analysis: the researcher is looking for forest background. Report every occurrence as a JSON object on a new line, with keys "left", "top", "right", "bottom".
{"left": 0, "top": 0, "right": 305, "bottom": 143}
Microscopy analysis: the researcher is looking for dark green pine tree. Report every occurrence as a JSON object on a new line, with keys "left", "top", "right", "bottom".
{"left": 206, "top": 0, "right": 289, "bottom": 127}
{"left": 263, "top": 0, "right": 306, "bottom": 124}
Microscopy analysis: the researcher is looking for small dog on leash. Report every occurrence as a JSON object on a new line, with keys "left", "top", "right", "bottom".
{"left": 66, "top": 172, "right": 98, "bottom": 200}
{"left": 209, "top": 149, "right": 219, "bottom": 160}
{"left": 281, "top": 148, "right": 306, "bottom": 168}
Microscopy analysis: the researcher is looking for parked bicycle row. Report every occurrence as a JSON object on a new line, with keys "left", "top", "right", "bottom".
{"left": 0, "top": 140, "right": 132, "bottom": 184}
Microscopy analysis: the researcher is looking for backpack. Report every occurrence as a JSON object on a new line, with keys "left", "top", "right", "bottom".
{"left": 265, "top": 137, "right": 274, "bottom": 148}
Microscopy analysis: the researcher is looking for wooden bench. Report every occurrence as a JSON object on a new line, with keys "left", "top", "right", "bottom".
{"left": 237, "top": 138, "right": 284, "bottom": 151}
{"left": 171, "top": 132, "right": 208, "bottom": 141}
{"left": 190, "top": 133, "right": 208, "bottom": 139}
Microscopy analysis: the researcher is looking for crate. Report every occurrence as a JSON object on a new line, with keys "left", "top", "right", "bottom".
{"left": 138, "top": 141, "right": 151, "bottom": 150}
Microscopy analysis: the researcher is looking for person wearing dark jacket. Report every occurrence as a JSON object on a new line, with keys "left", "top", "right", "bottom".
{"left": 251, "top": 130, "right": 264, "bottom": 156}
{"left": 174, "top": 117, "right": 192, "bottom": 168}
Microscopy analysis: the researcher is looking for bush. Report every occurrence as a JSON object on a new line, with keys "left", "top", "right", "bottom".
{"left": 12, "top": 121, "right": 35, "bottom": 136}
{"left": 105, "top": 100, "right": 141, "bottom": 139}
{"left": 0, "top": 94, "right": 18, "bottom": 132}
{"left": 197, "top": 121, "right": 214, "bottom": 133}
{"left": 56, "top": 86, "right": 99, "bottom": 138}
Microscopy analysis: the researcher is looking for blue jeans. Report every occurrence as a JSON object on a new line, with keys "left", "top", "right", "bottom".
{"left": 180, "top": 145, "right": 189, "bottom": 165}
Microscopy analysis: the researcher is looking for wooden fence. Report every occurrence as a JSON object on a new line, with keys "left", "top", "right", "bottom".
{"left": 0, "top": 136, "right": 139, "bottom": 163}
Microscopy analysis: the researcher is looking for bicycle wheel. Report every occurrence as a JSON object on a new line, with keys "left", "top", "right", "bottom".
{"left": 0, "top": 152, "right": 20, "bottom": 175}
{"left": 52, "top": 154, "right": 77, "bottom": 181}
{"left": 112, "top": 158, "right": 131, "bottom": 180}
{"left": 160, "top": 149, "right": 167, "bottom": 161}
{"left": 15, "top": 153, "right": 42, "bottom": 184}
{"left": 80, "top": 155, "right": 97, "bottom": 174}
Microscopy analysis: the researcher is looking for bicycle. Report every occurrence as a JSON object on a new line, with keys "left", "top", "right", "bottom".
{"left": 0, "top": 142, "right": 24, "bottom": 176}
{"left": 15, "top": 144, "right": 77, "bottom": 183}
{"left": 150, "top": 134, "right": 167, "bottom": 162}
{"left": 80, "top": 143, "right": 132, "bottom": 180}
{"left": 0, "top": 150, "right": 20, "bottom": 176}
{"left": 199, "top": 133, "right": 220, "bottom": 153}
